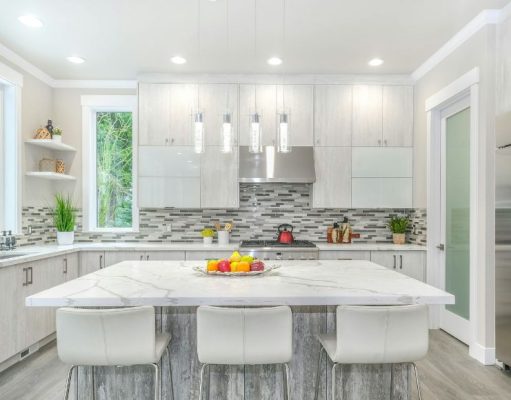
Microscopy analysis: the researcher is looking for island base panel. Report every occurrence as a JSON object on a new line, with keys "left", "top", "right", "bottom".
{"left": 75, "top": 306, "right": 411, "bottom": 400}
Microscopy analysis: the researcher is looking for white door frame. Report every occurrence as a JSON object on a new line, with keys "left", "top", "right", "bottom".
{"left": 426, "top": 68, "right": 481, "bottom": 359}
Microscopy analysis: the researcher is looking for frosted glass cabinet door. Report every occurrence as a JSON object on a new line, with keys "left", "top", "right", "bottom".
{"left": 352, "top": 178, "right": 412, "bottom": 208}
{"left": 276, "top": 85, "right": 314, "bottom": 146}
{"left": 139, "top": 147, "right": 201, "bottom": 177}
{"left": 352, "top": 147, "right": 413, "bottom": 177}
{"left": 313, "top": 85, "right": 352, "bottom": 146}
{"left": 352, "top": 85, "right": 383, "bottom": 146}
{"left": 138, "top": 83, "right": 171, "bottom": 146}
{"left": 239, "top": 84, "right": 277, "bottom": 146}
{"left": 312, "top": 147, "right": 351, "bottom": 208}
{"left": 201, "top": 147, "right": 239, "bottom": 208}
{"left": 139, "top": 177, "right": 201, "bottom": 208}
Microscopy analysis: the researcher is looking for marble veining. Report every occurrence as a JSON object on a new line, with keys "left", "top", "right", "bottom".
{"left": 26, "top": 260, "right": 453, "bottom": 307}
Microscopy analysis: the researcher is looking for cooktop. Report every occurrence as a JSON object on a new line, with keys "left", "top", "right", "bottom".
{"left": 240, "top": 240, "right": 317, "bottom": 248}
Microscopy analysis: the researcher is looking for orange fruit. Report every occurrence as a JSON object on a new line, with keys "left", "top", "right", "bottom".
{"left": 237, "top": 261, "right": 250, "bottom": 272}
{"left": 207, "top": 260, "right": 219, "bottom": 272}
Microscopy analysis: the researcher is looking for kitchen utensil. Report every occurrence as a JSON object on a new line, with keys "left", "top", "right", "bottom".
{"left": 277, "top": 224, "right": 294, "bottom": 244}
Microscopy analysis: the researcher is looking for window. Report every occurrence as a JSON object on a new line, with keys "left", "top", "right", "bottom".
{"left": 0, "top": 62, "right": 22, "bottom": 234}
{"left": 82, "top": 95, "right": 138, "bottom": 232}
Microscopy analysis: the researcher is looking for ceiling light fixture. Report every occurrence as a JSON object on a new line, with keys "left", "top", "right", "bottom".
{"left": 66, "top": 56, "right": 85, "bottom": 64}
{"left": 368, "top": 58, "right": 384, "bottom": 67}
{"left": 171, "top": 55, "right": 187, "bottom": 64}
{"left": 267, "top": 57, "right": 283, "bottom": 66}
{"left": 18, "top": 15, "right": 43, "bottom": 28}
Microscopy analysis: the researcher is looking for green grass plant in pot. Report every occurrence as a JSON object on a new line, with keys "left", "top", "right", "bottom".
{"left": 201, "top": 228, "right": 215, "bottom": 245}
{"left": 388, "top": 216, "right": 409, "bottom": 245}
{"left": 54, "top": 194, "right": 76, "bottom": 245}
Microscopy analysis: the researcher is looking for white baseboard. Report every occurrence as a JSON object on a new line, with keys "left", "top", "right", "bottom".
{"left": 469, "top": 342, "right": 496, "bottom": 365}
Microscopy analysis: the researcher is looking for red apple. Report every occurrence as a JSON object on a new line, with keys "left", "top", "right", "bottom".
{"left": 217, "top": 259, "right": 231, "bottom": 272}
{"left": 250, "top": 261, "right": 265, "bottom": 271}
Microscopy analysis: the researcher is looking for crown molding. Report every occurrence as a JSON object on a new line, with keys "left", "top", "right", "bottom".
{"left": 0, "top": 42, "right": 54, "bottom": 86}
{"left": 499, "top": 1, "right": 511, "bottom": 23}
{"left": 412, "top": 8, "right": 502, "bottom": 81}
{"left": 52, "top": 80, "right": 137, "bottom": 89}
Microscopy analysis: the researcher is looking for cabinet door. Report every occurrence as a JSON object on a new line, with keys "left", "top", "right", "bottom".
{"left": 397, "top": 251, "right": 425, "bottom": 281}
{"left": 352, "top": 178, "right": 412, "bottom": 208}
{"left": 63, "top": 253, "right": 79, "bottom": 281}
{"left": 312, "top": 147, "right": 351, "bottom": 208}
{"left": 145, "top": 251, "right": 186, "bottom": 261}
{"left": 104, "top": 251, "right": 147, "bottom": 266}
{"left": 352, "top": 147, "right": 413, "bottom": 178}
{"left": 79, "top": 251, "right": 105, "bottom": 275}
{"left": 352, "top": 85, "right": 383, "bottom": 146}
{"left": 319, "top": 251, "right": 371, "bottom": 261}
{"left": 239, "top": 84, "right": 277, "bottom": 146}
{"left": 138, "top": 83, "right": 171, "bottom": 146}
{"left": 370, "top": 251, "right": 400, "bottom": 270}
{"left": 383, "top": 86, "right": 413, "bottom": 147}
{"left": 277, "top": 85, "right": 314, "bottom": 146}
{"left": 185, "top": 251, "right": 232, "bottom": 260}
{"left": 0, "top": 266, "right": 20, "bottom": 362}
{"left": 200, "top": 84, "right": 239, "bottom": 146}
{"left": 314, "top": 85, "right": 352, "bottom": 146}
{"left": 139, "top": 177, "right": 201, "bottom": 208}
{"left": 201, "top": 146, "right": 239, "bottom": 208}
{"left": 169, "top": 84, "right": 197, "bottom": 146}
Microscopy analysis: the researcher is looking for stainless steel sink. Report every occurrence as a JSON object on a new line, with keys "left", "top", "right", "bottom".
{"left": 0, "top": 253, "right": 29, "bottom": 260}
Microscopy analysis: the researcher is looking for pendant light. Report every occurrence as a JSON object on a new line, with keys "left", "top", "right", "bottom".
{"left": 276, "top": 0, "right": 290, "bottom": 153}
{"left": 248, "top": 0, "right": 263, "bottom": 154}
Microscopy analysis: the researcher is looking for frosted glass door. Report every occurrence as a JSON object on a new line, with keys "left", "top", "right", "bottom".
{"left": 444, "top": 107, "right": 470, "bottom": 320}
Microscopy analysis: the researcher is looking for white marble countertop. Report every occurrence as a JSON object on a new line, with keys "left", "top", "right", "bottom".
{"left": 26, "top": 260, "right": 453, "bottom": 307}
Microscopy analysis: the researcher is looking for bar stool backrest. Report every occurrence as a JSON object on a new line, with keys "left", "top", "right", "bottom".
{"left": 56, "top": 306, "right": 156, "bottom": 366}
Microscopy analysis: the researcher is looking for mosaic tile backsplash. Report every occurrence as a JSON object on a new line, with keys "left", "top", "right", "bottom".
{"left": 18, "top": 184, "right": 427, "bottom": 246}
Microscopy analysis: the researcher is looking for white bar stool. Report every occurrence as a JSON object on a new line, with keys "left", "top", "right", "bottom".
{"left": 314, "top": 304, "right": 429, "bottom": 400}
{"left": 196, "top": 305, "right": 293, "bottom": 400}
{"left": 56, "top": 306, "right": 173, "bottom": 400}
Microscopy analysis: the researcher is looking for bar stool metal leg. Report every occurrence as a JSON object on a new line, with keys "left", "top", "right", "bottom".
{"left": 331, "top": 363, "right": 339, "bottom": 400}
{"left": 314, "top": 347, "right": 326, "bottom": 400}
{"left": 199, "top": 363, "right": 209, "bottom": 400}
{"left": 152, "top": 363, "right": 160, "bottom": 400}
{"left": 412, "top": 363, "right": 423, "bottom": 400}
{"left": 91, "top": 366, "right": 96, "bottom": 400}
{"left": 63, "top": 365, "right": 76, "bottom": 400}
{"left": 166, "top": 347, "right": 174, "bottom": 400}
{"left": 282, "top": 363, "right": 291, "bottom": 400}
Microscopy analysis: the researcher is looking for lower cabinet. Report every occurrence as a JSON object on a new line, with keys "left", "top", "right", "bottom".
{"left": 370, "top": 251, "right": 425, "bottom": 281}
{"left": 185, "top": 251, "right": 231, "bottom": 260}
{"left": 319, "top": 251, "right": 371, "bottom": 261}
{"left": 79, "top": 251, "right": 105, "bottom": 275}
{"left": 104, "top": 251, "right": 185, "bottom": 265}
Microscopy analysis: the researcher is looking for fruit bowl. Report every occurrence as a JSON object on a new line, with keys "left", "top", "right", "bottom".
{"left": 193, "top": 264, "right": 280, "bottom": 276}
{"left": 194, "top": 251, "right": 281, "bottom": 276}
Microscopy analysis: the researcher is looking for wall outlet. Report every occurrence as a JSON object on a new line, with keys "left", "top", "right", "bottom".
{"left": 165, "top": 223, "right": 172, "bottom": 233}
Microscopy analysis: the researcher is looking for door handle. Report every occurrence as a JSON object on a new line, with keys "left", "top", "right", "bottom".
{"left": 140, "top": 255, "right": 144, "bottom": 261}
{"left": 437, "top": 244, "right": 445, "bottom": 251}
{"left": 22, "top": 267, "right": 28, "bottom": 286}
{"left": 63, "top": 258, "right": 68, "bottom": 274}
{"left": 146, "top": 255, "right": 150, "bottom": 260}
{"left": 400, "top": 255, "right": 403, "bottom": 269}
{"left": 99, "top": 255, "right": 103, "bottom": 269}
{"left": 28, "top": 267, "right": 33, "bottom": 285}
{"left": 393, "top": 255, "right": 396, "bottom": 269}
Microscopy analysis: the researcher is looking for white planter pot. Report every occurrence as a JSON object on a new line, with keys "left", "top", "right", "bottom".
{"left": 217, "top": 230, "right": 230, "bottom": 245}
{"left": 57, "top": 231, "right": 74, "bottom": 245}
{"left": 52, "top": 135, "right": 62, "bottom": 143}
{"left": 203, "top": 236, "right": 213, "bottom": 245}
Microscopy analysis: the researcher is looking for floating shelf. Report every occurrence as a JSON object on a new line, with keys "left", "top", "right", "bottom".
{"left": 26, "top": 172, "right": 76, "bottom": 181}
{"left": 25, "top": 139, "right": 76, "bottom": 152}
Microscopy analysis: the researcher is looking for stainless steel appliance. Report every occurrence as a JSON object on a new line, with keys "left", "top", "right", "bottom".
{"left": 496, "top": 111, "right": 511, "bottom": 368}
{"left": 239, "top": 240, "right": 319, "bottom": 260}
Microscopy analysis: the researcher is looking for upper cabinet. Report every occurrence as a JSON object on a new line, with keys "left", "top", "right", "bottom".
{"left": 239, "top": 84, "right": 277, "bottom": 146}
{"left": 277, "top": 85, "right": 314, "bottom": 146}
{"left": 314, "top": 85, "right": 352, "bottom": 146}
{"left": 352, "top": 85, "right": 413, "bottom": 147}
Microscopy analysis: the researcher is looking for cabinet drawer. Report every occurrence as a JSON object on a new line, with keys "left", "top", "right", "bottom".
{"left": 352, "top": 147, "right": 412, "bottom": 177}
{"left": 319, "top": 251, "right": 371, "bottom": 261}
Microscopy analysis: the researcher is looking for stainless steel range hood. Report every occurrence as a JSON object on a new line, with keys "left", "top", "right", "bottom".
{"left": 239, "top": 146, "right": 316, "bottom": 183}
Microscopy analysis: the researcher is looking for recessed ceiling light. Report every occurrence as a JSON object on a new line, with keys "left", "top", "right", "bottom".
{"left": 171, "top": 56, "right": 187, "bottom": 64}
{"left": 66, "top": 56, "right": 85, "bottom": 64}
{"left": 267, "top": 57, "right": 283, "bottom": 66}
{"left": 18, "top": 15, "right": 43, "bottom": 28}
{"left": 368, "top": 58, "right": 384, "bottom": 67}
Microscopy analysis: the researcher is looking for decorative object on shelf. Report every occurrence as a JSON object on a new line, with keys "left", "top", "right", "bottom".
{"left": 39, "top": 158, "right": 56, "bottom": 172}
{"left": 34, "top": 127, "right": 51, "bottom": 139}
{"left": 56, "top": 159, "right": 65, "bottom": 174}
{"left": 340, "top": 217, "right": 352, "bottom": 243}
{"left": 201, "top": 228, "right": 215, "bottom": 245}
{"left": 46, "top": 119, "right": 54, "bottom": 136}
{"left": 53, "top": 194, "right": 76, "bottom": 246}
{"left": 52, "top": 127, "right": 62, "bottom": 143}
{"left": 388, "top": 216, "right": 409, "bottom": 245}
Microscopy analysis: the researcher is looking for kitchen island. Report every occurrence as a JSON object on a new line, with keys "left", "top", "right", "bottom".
{"left": 27, "top": 260, "right": 453, "bottom": 400}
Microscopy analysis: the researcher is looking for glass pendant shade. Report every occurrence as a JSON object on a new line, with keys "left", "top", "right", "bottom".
{"left": 194, "top": 112, "right": 204, "bottom": 154}
{"left": 221, "top": 113, "right": 233, "bottom": 153}
{"left": 278, "top": 113, "right": 291, "bottom": 153}
{"left": 249, "top": 113, "right": 262, "bottom": 153}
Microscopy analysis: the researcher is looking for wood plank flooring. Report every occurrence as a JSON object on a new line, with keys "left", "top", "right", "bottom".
{"left": 0, "top": 330, "right": 510, "bottom": 400}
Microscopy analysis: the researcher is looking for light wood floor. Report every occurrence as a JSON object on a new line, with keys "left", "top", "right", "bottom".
{"left": 0, "top": 330, "right": 510, "bottom": 400}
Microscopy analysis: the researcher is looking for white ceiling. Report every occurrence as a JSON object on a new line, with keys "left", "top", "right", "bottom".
{"left": 0, "top": 0, "right": 508, "bottom": 80}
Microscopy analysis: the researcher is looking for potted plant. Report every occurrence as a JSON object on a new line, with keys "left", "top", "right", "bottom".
{"left": 53, "top": 194, "right": 76, "bottom": 245}
{"left": 388, "top": 216, "right": 409, "bottom": 245}
{"left": 201, "top": 228, "right": 215, "bottom": 245}
{"left": 52, "top": 127, "right": 62, "bottom": 143}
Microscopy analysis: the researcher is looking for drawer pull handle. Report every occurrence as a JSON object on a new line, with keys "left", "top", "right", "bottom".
{"left": 393, "top": 255, "right": 396, "bottom": 269}
{"left": 400, "top": 255, "right": 403, "bottom": 269}
{"left": 22, "top": 268, "right": 28, "bottom": 286}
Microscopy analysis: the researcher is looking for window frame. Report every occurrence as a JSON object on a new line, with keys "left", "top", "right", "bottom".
{"left": 0, "top": 61, "right": 22, "bottom": 234}
{"left": 81, "top": 95, "right": 138, "bottom": 232}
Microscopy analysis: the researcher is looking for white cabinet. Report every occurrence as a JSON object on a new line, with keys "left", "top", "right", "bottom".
{"left": 276, "top": 85, "right": 314, "bottom": 146}
{"left": 168, "top": 84, "right": 196, "bottom": 146}
{"left": 201, "top": 147, "right": 239, "bottom": 208}
{"left": 352, "top": 147, "right": 413, "bottom": 178}
{"left": 382, "top": 86, "right": 413, "bottom": 147}
{"left": 352, "top": 178, "right": 412, "bottom": 208}
{"left": 79, "top": 251, "right": 105, "bottom": 275}
{"left": 352, "top": 85, "right": 383, "bottom": 147}
{"left": 319, "top": 251, "right": 371, "bottom": 261}
{"left": 144, "top": 251, "right": 186, "bottom": 261}
{"left": 0, "top": 266, "right": 20, "bottom": 362}
{"left": 105, "top": 251, "right": 186, "bottom": 265}
{"left": 370, "top": 251, "right": 425, "bottom": 281}
{"left": 239, "top": 84, "right": 277, "bottom": 146}
{"left": 312, "top": 147, "right": 351, "bottom": 208}
{"left": 139, "top": 177, "right": 201, "bottom": 208}
{"left": 314, "top": 85, "right": 352, "bottom": 146}
{"left": 200, "top": 84, "right": 239, "bottom": 146}
{"left": 185, "top": 251, "right": 232, "bottom": 260}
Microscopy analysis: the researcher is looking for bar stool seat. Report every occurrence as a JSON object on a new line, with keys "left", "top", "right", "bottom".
{"left": 57, "top": 306, "right": 173, "bottom": 400}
